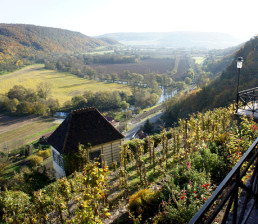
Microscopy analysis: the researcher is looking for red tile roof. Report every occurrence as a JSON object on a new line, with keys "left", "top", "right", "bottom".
{"left": 48, "top": 107, "right": 124, "bottom": 154}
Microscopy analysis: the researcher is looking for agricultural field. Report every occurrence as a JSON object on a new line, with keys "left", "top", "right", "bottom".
{"left": 172, "top": 55, "right": 191, "bottom": 80}
{"left": 0, "top": 113, "right": 58, "bottom": 152}
{"left": 0, "top": 64, "right": 132, "bottom": 105}
{"left": 90, "top": 58, "right": 176, "bottom": 74}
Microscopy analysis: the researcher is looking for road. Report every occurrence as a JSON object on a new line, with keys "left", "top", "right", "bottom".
{"left": 124, "top": 111, "right": 164, "bottom": 140}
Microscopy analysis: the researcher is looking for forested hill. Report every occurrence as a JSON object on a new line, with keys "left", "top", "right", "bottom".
{"left": 164, "top": 36, "right": 258, "bottom": 125}
{"left": 0, "top": 24, "right": 113, "bottom": 70}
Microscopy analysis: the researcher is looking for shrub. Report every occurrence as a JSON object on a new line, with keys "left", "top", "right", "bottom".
{"left": 129, "top": 188, "right": 160, "bottom": 220}
{"left": 0, "top": 190, "right": 31, "bottom": 223}
{"left": 0, "top": 152, "right": 7, "bottom": 158}
{"left": 126, "top": 139, "right": 144, "bottom": 155}
{"left": 153, "top": 201, "right": 200, "bottom": 224}
{"left": 191, "top": 146, "right": 225, "bottom": 183}
{"left": 152, "top": 134, "right": 161, "bottom": 147}
{"left": 154, "top": 175, "right": 213, "bottom": 224}
{"left": 38, "top": 149, "right": 51, "bottom": 160}
{"left": 171, "top": 164, "right": 208, "bottom": 189}
{"left": 166, "top": 130, "right": 172, "bottom": 139}
{"left": 29, "top": 155, "right": 43, "bottom": 167}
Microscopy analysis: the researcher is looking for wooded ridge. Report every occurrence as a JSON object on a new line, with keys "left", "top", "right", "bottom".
{"left": 0, "top": 24, "right": 113, "bottom": 71}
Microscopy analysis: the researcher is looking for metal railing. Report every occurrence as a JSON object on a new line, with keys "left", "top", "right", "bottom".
{"left": 189, "top": 137, "right": 258, "bottom": 224}
{"left": 236, "top": 87, "right": 258, "bottom": 116}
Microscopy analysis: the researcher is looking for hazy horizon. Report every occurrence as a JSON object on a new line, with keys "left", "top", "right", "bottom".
{"left": 1, "top": 0, "right": 257, "bottom": 42}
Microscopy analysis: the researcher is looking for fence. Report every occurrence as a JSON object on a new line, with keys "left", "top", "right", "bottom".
{"left": 236, "top": 87, "right": 258, "bottom": 117}
{"left": 189, "top": 137, "right": 258, "bottom": 224}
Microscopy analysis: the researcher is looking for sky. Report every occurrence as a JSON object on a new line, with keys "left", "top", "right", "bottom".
{"left": 0, "top": 0, "right": 257, "bottom": 41}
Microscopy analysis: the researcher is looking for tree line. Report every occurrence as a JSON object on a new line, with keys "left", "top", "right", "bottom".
{"left": 66, "top": 88, "right": 160, "bottom": 111}
{"left": 0, "top": 84, "right": 161, "bottom": 116}
{"left": 0, "top": 84, "right": 59, "bottom": 116}
{"left": 83, "top": 54, "right": 139, "bottom": 64}
{"left": 43, "top": 53, "right": 195, "bottom": 90}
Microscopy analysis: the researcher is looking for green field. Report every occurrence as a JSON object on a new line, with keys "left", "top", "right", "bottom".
{"left": 0, "top": 64, "right": 132, "bottom": 105}
{"left": 192, "top": 56, "right": 205, "bottom": 64}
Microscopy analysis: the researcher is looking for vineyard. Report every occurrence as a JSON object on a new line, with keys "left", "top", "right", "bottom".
{"left": 0, "top": 105, "right": 257, "bottom": 223}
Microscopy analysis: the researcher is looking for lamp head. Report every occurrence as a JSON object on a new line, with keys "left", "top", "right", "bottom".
{"left": 237, "top": 57, "right": 243, "bottom": 68}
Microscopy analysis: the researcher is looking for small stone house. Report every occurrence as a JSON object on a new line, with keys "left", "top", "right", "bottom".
{"left": 48, "top": 107, "right": 124, "bottom": 178}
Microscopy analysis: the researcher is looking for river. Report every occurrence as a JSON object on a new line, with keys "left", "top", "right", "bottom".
{"left": 158, "top": 87, "right": 177, "bottom": 103}
{"left": 54, "top": 86, "right": 176, "bottom": 121}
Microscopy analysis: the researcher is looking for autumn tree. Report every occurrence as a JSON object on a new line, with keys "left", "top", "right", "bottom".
{"left": 71, "top": 96, "right": 87, "bottom": 108}
{"left": 185, "top": 77, "right": 192, "bottom": 85}
{"left": 15, "top": 59, "right": 23, "bottom": 68}
{"left": 7, "top": 85, "right": 27, "bottom": 101}
{"left": 142, "top": 119, "right": 154, "bottom": 134}
{"left": 37, "top": 82, "right": 52, "bottom": 100}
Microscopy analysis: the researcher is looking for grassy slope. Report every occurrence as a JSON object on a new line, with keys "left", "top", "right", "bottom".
{"left": 0, "top": 64, "right": 132, "bottom": 105}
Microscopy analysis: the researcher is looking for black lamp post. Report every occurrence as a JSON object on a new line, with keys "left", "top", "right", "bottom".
{"left": 236, "top": 57, "right": 243, "bottom": 112}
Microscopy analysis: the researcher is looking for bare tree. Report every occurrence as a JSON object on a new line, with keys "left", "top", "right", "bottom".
{"left": 37, "top": 82, "right": 52, "bottom": 100}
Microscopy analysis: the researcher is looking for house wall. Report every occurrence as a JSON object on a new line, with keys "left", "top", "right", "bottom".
{"left": 51, "top": 139, "right": 122, "bottom": 178}
{"left": 51, "top": 146, "right": 66, "bottom": 179}
{"left": 90, "top": 139, "right": 122, "bottom": 167}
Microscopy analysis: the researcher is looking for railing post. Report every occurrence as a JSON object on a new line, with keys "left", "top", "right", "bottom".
{"left": 236, "top": 92, "right": 239, "bottom": 113}
{"left": 185, "top": 119, "right": 188, "bottom": 149}
{"left": 188, "top": 138, "right": 258, "bottom": 224}
{"left": 236, "top": 87, "right": 257, "bottom": 116}
{"left": 233, "top": 169, "right": 240, "bottom": 224}
{"left": 236, "top": 68, "right": 241, "bottom": 113}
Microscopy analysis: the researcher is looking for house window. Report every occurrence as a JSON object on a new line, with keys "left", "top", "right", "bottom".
{"left": 52, "top": 150, "right": 58, "bottom": 162}
{"left": 89, "top": 149, "right": 102, "bottom": 164}
{"left": 58, "top": 155, "right": 64, "bottom": 168}
{"left": 52, "top": 150, "right": 64, "bottom": 168}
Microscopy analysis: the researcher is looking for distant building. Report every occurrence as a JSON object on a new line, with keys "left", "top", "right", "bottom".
{"left": 105, "top": 116, "right": 120, "bottom": 127}
{"left": 38, "top": 132, "right": 53, "bottom": 144}
{"left": 136, "top": 131, "right": 147, "bottom": 139}
{"left": 48, "top": 107, "right": 124, "bottom": 178}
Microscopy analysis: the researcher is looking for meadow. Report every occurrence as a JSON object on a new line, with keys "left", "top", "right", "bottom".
{"left": 0, "top": 64, "right": 132, "bottom": 106}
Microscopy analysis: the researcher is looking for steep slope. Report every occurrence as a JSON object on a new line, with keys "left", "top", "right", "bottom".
{"left": 98, "top": 32, "right": 243, "bottom": 49}
{"left": 0, "top": 24, "right": 111, "bottom": 70}
{"left": 164, "top": 36, "right": 258, "bottom": 125}
{"left": 203, "top": 44, "right": 243, "bottom": 76}
{"left": 96, "top": 37, "right": 120, "bottom": 45}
